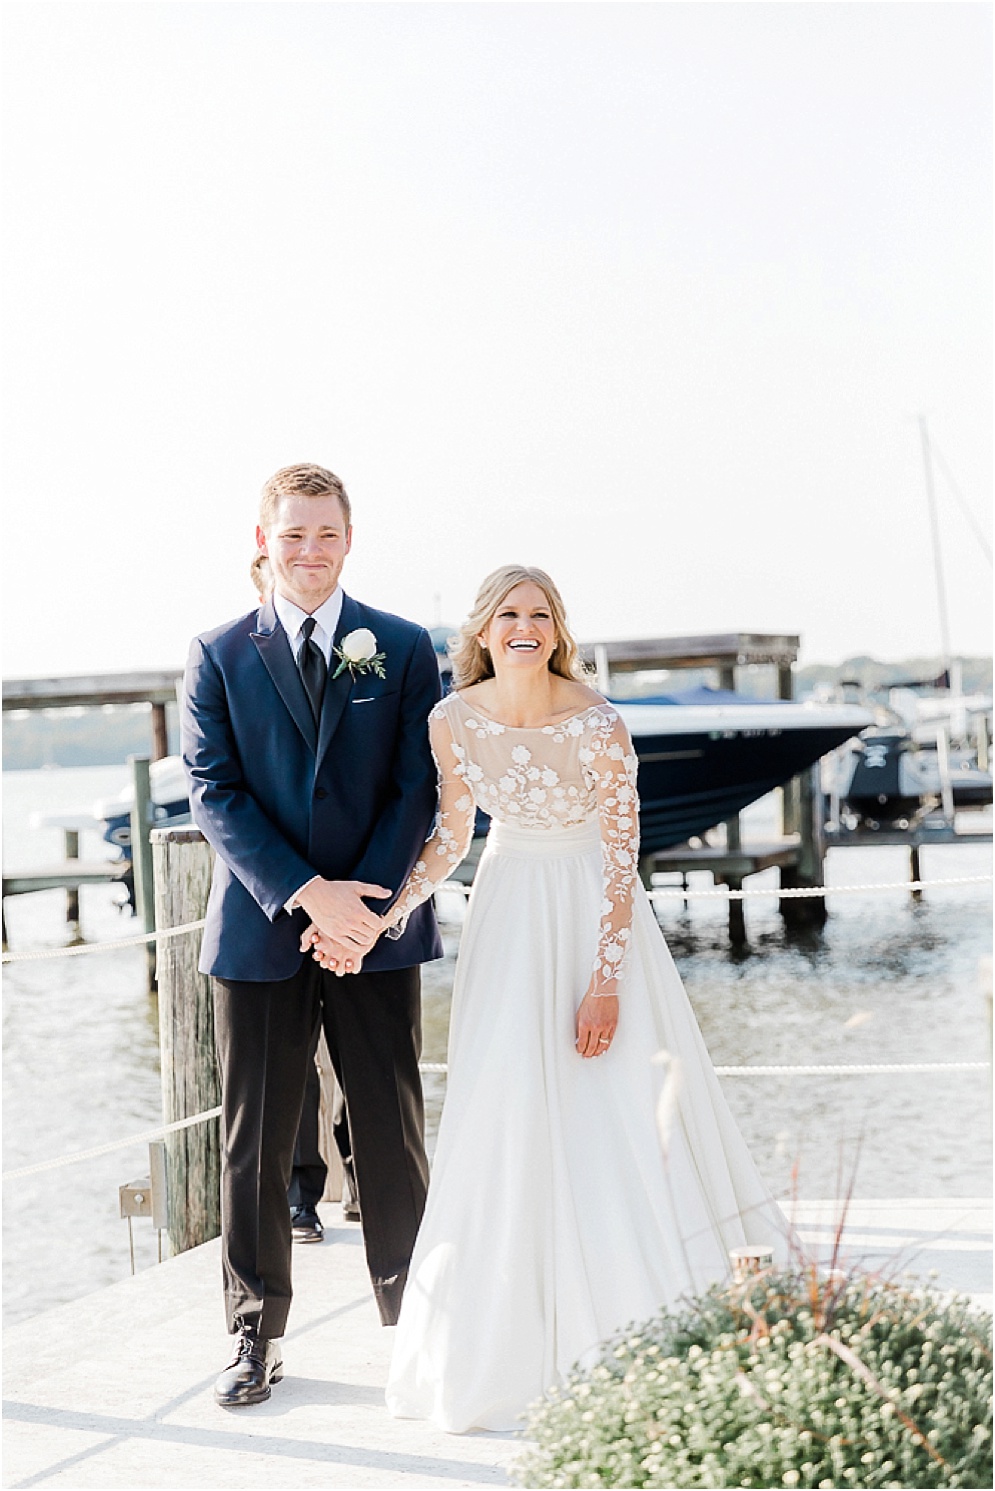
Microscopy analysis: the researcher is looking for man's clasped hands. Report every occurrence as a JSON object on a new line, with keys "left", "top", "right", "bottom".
{"left": 297, "top": 877, "right": 394, "bottom": 975}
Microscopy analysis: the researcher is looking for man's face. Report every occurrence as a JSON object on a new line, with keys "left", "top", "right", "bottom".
{"left": 256, "top": 493, "right": 352, "bottom": 613}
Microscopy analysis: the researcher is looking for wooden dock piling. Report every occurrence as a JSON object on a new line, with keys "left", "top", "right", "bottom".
{"left": 151, "top": 826, "right": 220, "bottom": 1258}
{"left": 778, "top": 763, "right": 827, "bottom": 927}
{"left": 718, "top": 666, "right": 748, "bottom": 942}
{"left": 151, "top": 701, "right": 169, "bottom": 762}
{"left": 720, "top": 817, "right": 748, "bottom": 945}
{"left": 63, "top": 829, "right": 81, "bottom": 940}
{"left": 130, "top": 756, "right": 157, "bottom": 991}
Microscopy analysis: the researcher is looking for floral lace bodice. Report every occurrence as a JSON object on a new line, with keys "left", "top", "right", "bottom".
{"left": 387, "top": 692, "right": 640, "bottom": 995}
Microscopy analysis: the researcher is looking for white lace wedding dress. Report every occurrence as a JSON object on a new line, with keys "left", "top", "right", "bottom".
{"left": 384, "top": 693, "right": 789, "bottom": 1433}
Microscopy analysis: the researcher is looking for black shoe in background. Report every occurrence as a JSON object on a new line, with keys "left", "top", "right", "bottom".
{"left": 341, "top": 1174, "right": 361, "bottom": 1222}
{"left": 290, "top": 1204, "right": 324, "bottom": 1243}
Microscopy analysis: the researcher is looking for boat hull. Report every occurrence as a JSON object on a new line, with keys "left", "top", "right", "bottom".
{"left": 87, "top": 698, "right": 872, "bottom": 862}
{"left": 627, "top": 721, "right": 865, "bottom": 852}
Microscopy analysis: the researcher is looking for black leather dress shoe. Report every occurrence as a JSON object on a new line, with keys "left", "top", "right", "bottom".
{"left": 290, "top": 1205, "right": 324, "bottom": 1243}
{"left": 214, "top": 1327, "right": 283, "bottom": 1407}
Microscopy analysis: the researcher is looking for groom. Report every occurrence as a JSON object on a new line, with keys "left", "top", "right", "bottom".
{"left": 180, "top": 463, "right": 442, "bottom": 1406}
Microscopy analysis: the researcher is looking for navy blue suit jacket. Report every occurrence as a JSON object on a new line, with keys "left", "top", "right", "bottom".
{"left": 180, "top": 591, "right": 444, "bottom": 982}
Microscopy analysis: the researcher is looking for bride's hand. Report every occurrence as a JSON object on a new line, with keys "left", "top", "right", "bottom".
{"left": 575, "top": 986, "right": 618, "bottom": 1058}
{"left": 300, "top": 923, "right": 365, "bottom": 977}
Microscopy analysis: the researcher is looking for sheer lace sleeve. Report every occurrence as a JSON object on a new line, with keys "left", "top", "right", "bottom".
{"left": 580, "top": 709, "right": 640, "bottom": 996}
{"left": 384, "top": 704, "right": 476, "bottom": 938}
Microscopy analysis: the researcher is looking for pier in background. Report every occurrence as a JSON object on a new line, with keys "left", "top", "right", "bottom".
{"left": 582, "top": 631, "right": 822, "bottom": 941}
{"left": 3, "top": 645, "right": 990, "bottom": 949}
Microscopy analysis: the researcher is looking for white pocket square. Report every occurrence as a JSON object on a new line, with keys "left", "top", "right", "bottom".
{"left": 352, "top": 697, "right": 376, "bottom": 704}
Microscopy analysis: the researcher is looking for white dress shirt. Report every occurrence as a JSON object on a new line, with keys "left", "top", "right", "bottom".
{"left": 274, "top": 585, "right": 344, "bottom": 913}
{"left": 272, "top": 586, "right": 343, "bottom": 668}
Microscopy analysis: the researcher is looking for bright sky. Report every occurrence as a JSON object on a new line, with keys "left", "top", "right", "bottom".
{"left": 2, "top": 1, "right": 991, "bottom": 679}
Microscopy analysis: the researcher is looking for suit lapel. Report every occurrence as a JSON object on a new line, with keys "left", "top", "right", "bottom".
{"left": 315, "top": 592, "right": 362, "bottom": 769}
{"left": 251, "top": 599, "right": 318, "bottom": 753}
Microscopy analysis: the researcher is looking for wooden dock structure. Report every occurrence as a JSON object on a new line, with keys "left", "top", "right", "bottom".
{"left": 2, "top": 859, "right": 131, "bottom": 897}
{"left": 2, "top": 1196, "right": 989, "bottom": 1489}
{"left": 578, "top": 630, "right": 800, "bottom": 697}
{"left": 580, "top": 632, "right": 827, "bottom": 942}
{"left": 3, "top": 672, "right": 182, "bottom": 961}
{"left": 647, "top": 840, "right": 802, "bottom": 876}
{"left": 823, "top": 815, "right": 994, "bottom": 850}
{"left": 1, "top": 828, "right": 131, "bottom": 949}
{"left": 4, "top": 648, "right": 988, "bottom": 949}
{"left": 1, "top": 757, "right": 155, "bottom": 961}
{"left": 2, "top": 669, "right": 183, "bottom": 762}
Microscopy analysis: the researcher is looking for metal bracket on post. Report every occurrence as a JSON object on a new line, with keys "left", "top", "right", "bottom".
{"left": 119, "top": 1173, "right": 152, "bottom": 1276}
{"left": 118, "top": 1140, "right": 169, "bottom": 1273}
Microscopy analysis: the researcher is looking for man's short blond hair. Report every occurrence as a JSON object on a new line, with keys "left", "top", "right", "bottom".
{"left": 259, "top": 464, "right": 352, "bottom": 531}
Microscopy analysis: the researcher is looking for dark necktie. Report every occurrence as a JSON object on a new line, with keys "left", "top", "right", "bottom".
{"left": 298, "top": 616, "right": 328, "bottom": 724}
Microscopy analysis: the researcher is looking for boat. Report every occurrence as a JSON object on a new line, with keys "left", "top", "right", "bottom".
{"left": 836, "top": 729, "right": 993, "bottom": 831}
{"left": 47, "top": 686, "right": 871, "bottom": 863}
{"left": 31, "top": 756, "right": 195, "bottom": 859}
{"left": 610, "top": 687, "right": 871, "bottom": 852}
{"left": 886, "top": 682, "right": 992, "bottom": 749}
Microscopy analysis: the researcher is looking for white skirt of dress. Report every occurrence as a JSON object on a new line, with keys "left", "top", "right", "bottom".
{"left": 385, "top": 818, "right": 790, "bottom": 1433}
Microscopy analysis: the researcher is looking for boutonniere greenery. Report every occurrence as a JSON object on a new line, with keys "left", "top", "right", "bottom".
{"left": 332, "top": 627, "right": 387, "bottom": 680}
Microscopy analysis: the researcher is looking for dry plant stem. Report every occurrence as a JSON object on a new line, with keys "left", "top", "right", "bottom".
{"left": 813, "top": 1331, "right": 950, "bottom": 1468}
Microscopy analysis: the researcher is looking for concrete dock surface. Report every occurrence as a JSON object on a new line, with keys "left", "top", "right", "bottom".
{"left": 3, "top": 1197, "right": 991, "bottom": 1490}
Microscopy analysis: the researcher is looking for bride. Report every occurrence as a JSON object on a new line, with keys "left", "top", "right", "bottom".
{"left": 307, "top": 564, "right": 789, "bottom": 1434}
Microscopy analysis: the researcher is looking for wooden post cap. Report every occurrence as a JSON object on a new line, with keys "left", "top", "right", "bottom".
{"left": 729, "top": 1245, "right": 775, "bottom": 1282}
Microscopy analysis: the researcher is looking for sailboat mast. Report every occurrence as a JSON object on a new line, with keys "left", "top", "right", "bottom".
{"left": 918, "top": 415, "right": 952, "bottom": 680}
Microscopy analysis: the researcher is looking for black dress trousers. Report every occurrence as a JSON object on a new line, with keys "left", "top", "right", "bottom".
{"left": 213, "top": 959, "right": 429, "bottom": 1338}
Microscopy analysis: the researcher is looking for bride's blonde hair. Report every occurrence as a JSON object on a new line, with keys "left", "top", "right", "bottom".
{"left": 449, "top": 565, "right": 588, "bottom": 689}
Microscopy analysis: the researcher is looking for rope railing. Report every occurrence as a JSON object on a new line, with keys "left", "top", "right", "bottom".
{"left": 645, "top": 875, "right": 992, "bottom": 902}
{"left": 2, "top": 918, "right": 207, "bottom": 964}
{"left": 3, "top": 875, "right": 991, "bottom": 965}
{"left": 444, "top": 877, "right": 993, "bottom": 904}
{"left": 3, "top": 1106, "right": 223, "bottom": 1181}
{"left": 3, "top": 1060, "right": 988, "bottom": 1183}
{"left": 4, "top": 869, "right": 989, "bottom": 1179}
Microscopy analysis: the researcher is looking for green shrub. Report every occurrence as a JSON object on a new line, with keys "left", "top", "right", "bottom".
{"left": 514, "top": 1270, "right": 992, "bottom": 1489}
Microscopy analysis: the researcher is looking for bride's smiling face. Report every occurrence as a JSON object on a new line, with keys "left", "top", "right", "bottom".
{"left": 481, "top": 581, "right": 558, "bottom": 673}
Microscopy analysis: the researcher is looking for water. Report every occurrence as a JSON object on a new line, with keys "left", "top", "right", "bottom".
{"left": 3, "top": 765, "right": 991, "bottom": 1327}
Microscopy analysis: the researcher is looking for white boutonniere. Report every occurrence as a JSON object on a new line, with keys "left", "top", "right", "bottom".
{"left": 332, "top": 627, "right": 387, "bottom": 680}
